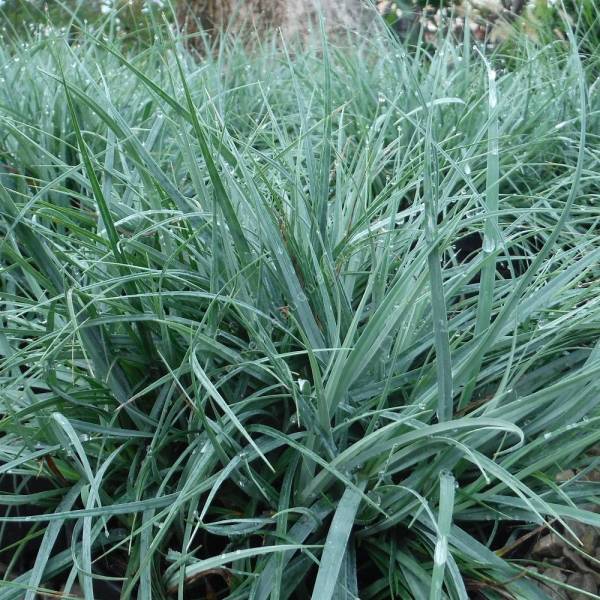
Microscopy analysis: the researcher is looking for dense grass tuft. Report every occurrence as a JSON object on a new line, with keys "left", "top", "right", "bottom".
{"left": 0, "top": 11, "right": 599, "bottom": 600}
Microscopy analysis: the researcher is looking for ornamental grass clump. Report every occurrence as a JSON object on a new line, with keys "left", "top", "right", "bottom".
{"left": 0, "top": 9, "right": 599, "bottom": 600}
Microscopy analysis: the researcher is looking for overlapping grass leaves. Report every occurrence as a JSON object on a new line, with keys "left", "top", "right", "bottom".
{"left": 0, "top": 15, "right": 599, "bottom": 600}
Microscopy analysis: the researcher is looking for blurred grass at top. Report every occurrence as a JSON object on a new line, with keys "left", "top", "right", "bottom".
{"left": 0, "top": 0, "right": 168, "bottom": 44}
{"left": 1, "top": 0, "right": 599, "bottom": 48}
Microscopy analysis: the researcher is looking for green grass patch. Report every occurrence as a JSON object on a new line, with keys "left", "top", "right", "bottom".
{"left": 0, "top": 10, "right": 599, "bottom": 600}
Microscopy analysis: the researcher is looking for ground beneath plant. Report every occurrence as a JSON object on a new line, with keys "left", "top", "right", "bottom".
{"left": 525, "top": 460, "right": 600, "bottom": 599}
{"left": 2, "top": 458, "right": 598, "bottom": 598}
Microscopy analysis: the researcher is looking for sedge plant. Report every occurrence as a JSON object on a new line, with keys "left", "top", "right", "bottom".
{"left": 0, "top": 5, "right": 599, "bottom": 599}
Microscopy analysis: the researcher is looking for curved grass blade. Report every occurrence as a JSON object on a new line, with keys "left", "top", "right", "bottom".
{"left": 310, "top": 482, "right": 365, "bottom": 600}
{"left": 429, "top": 470, "right": 455, "bottom": 600}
